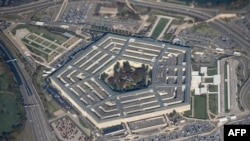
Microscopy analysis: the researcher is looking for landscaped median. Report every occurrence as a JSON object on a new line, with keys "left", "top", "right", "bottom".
{"left": 151, "top": 18, "right": 169, "bottom": 39}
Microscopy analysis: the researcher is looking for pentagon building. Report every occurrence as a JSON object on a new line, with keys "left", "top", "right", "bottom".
{"left": 50, "top": 34, "right": 191, "bottom": 128}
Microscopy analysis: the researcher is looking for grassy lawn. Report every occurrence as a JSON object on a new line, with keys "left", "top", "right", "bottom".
{"left": 12, "top": 24, "right": 68, "bottom": 45}
{"left": 56, "top": 47, "right": 65, "bottom": 53}
{"left": 208, "top": 85, "right": 218, "bottom": 92}
{"left": 0, "top": 93, "right": 21, "bottom": 135}
{"left": 194, "top": 95, "right": 208, "bottom": 119}
{"left": 42, "top": 41, "right": 51, "bottom": 47}
{"left": 25, "top": 44, "right": 49, "bottom": 61}
{"left": 0, "top": 72, "right": 12, "bottom": 91}
{"left": 0, "top": 58, "right": 25, "bottom": 137}
{"left": 32, "top": 66, "right": 61, "bottom": 119}
{"left": 44, "top": 48, "right": 52, "bottom": 54}
{"left": 151, "top": 18, "right": 169, "bottom": 38}
{"left": 205, "top": 78, "right": 213, "bottom": 83}
{"left": 209, "top": 94, "right": 218, "bottom": 114}
{"left": 207, "top": 68, "right": 217, "bottom": 76}
{"left": 35, "top": 37, "right": 44, "bottom": 43}
{"left": 78, "top": 117, "right": 88, "bottom": 128}
{"left": 224, "top": 63, "right": 228, "bottom": 79}
{"left": 30, "top": 42, "right": 45, "bottom": 50}
{"left": 45, "top": 96, "right": 61, "bottom": 118}
{"left": 22, "top": 38, "right": 30, "bottom": 44}
{"left": 224, "top": 81, "right": 230, "bottom": 113}
{"left": 49, "top": 44, "right": 59, "bottom": 50}
{"left": 27, "top": 34, "right": 36, "bottom": 40}
{"left": 192, "top": 23, "right": 220, "bottom": 35}
{"left": 0, "top": 14, "right": 22, "bottom": 21}
{"left": 183, "top": 98, "right": 192, "bottom": 117}
{"left": 224, "top": 63, "right": 230, "bottom": 112}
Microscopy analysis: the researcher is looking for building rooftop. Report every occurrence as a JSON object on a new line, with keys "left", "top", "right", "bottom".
{"left": 50, "top": 33, "right": 191, "bottom": 128}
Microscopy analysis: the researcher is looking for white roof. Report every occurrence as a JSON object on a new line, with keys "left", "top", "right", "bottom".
{"left": 213, "top": 75, "right": 221, "bottom": 84}
{"left": 192, "top": 71, "right": 199, "bottom": 75}
{"left": 200, "top": 87, "right": 207, "bottom": 94}
{"left": 230, "top": 115, "right": 237, "bottom": 120}
{"left": 200, "top": 67, "right": 207, "bottom": 75}
{"left": 195, "top": 88, "right": 200, "bottom": 95}
{"left": 218, "top": 117, "right": 228, "bottom": 122}
{"left": 35, "top": 22, "right": 44, "bottom": 26}
{"left": 191, "top": 75, "right": 201, "bottom": 89}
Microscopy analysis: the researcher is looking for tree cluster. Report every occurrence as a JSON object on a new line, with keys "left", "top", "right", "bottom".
{"left": 102, "top": 61, "right": 152, "bottom": 92}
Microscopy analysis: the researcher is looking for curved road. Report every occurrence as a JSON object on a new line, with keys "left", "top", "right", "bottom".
{"left": 240, "top": 77, "right": 250, "bottom": 111}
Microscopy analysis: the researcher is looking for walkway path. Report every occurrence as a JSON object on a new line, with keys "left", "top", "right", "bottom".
{"left": 125, "top": 0, "right": 137, "bottom": 14}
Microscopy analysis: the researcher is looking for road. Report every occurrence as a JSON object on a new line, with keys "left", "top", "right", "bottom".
{"left": 240, "top": 77, "right": 250, "bottom": 111}
{"left": 110, "top": 0, "right": 250, "bottom": 52}
{"left": 0, "top": 0, "right": 63, "bottom": 15}
{"left": 0, "top": 35, "right": 52, "bottom": 141}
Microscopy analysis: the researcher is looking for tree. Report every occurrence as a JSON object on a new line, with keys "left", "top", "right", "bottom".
{"left": 100, "top": 73, "right": 108, "bottom": 81}
{"left": 123, "top": 61, "right": 131, "bottom": 72}
{"left": 108, "top": 77, "right": 115, "bottom": 85}
{"left": 141, "top": 64, "right": 146, "bottom": 71}
{"left": 114, "top": 62, "right": 120, "bottom": 71}
{"left": 149, "top": 69, "right": 152, "bottom": 77}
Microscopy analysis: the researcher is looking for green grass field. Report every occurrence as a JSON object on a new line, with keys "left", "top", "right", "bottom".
{"left": 42, "top": 41, "right": 51, "bottom": 47}
{"left": 0, "top": 58, "right": 25, "bottom": 137}
{"left": 194, "top": 95, "right": 208, "bottom": 119}
{"left": 208, "top": 85, "right": 218, "bottom": 92}
{"left": 207, "top": 68, "right": 217, "bottom": 76}
{"left": 151, "top": 18, "right": 169, "bottom": 38}
{"left": 192, "top": 23, "right": 220, "bottom": 35}
{"left": 35, "top": 37, "right": 43, "bottom": 43}
{"left": 49, "top": 44, "right": 58, "bottom": 50}
{"left": 0, "top": 93, "right": 21, "bottom": 135}
{"left": 27, "top": 34, "right": 36, "bottom": 40}
{"left": 12, "top": 24, "right": 68, "bottom": 45}
{"left": 0, "top": 72, "right": 12, "bottom": 91}
{"left": 224, "top": 63, "right": 230, "bottom": 112}
{"left": 0, "top": 14, "right": 22, "bottom": 21}
{"left": 56, "top": 47, "right": 65, "bottom": 53}
{"left": 44, "top": 48, "right": 52, "bottom": 54}
{"left": 224, "top": 81, "right": 229, "bottom": 112}
{"left": 30, "top": 42, "right": 45, "bottom": 50}
{"left": 26, "top": 44, "right": 49, "bottom": 61}
{"left": 205, "top": 78, "right": 213, "bottom": 83}
{"left": 209, "top": 94, "right": 218, "bottom": 114}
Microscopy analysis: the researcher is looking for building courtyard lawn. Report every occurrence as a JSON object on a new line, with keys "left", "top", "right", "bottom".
{"left": 208, "top": 85, "right": 218, "bottom": 92}
{"left": 207, "top": 68, "right": 217, "bottom": 76}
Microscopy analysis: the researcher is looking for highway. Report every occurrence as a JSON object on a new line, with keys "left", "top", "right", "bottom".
{"left": 0, "top": 0, "right": 249, "bottom": 139}
{"left": 0, "top": 0, "right": 63, "bottom": 14}
{"left": 0, "top": 37, "right": 52, "bottom": 141}
{"left": 108, "top": 0, "right": 250, "bottom": 53}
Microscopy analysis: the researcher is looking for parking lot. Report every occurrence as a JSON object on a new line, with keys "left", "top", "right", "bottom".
{"left": 60, "top": 1, "right": 92, "bottom": 24}
{"left": 178, "top": 24, "right": 239, "bottom": 50}
{"left": 138, "top": 121, "right": 214, "bottom": 141}
{"left": 229, "top": 15, "right": 250, "bottom": 40}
